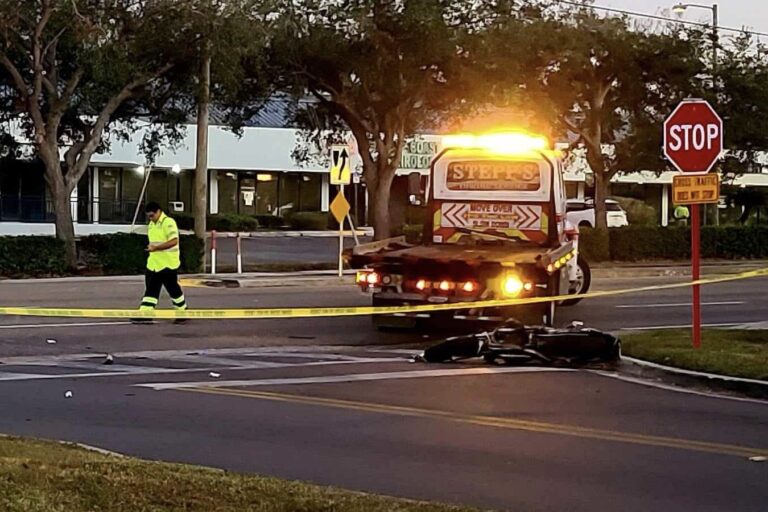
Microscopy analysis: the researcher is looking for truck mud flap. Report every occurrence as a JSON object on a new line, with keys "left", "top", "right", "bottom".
{"left": 417, "top": 321, "right": 620, "bottom": 365}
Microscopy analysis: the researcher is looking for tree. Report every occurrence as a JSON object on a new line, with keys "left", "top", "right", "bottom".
{"left": 270, "top": 0, "right": 485, "bottom": 239}
{"left": 177, "top": 0, "right": 273, "bottom": 239}
{"left": 0, "top": 0, "right": 198, "bottom": 268}
{"left": 482, "top": 8, "right": 705, "bottom": 228}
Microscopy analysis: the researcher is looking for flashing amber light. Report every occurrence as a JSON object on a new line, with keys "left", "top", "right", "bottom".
{"left": 523, "top": 282, "right": 534, "bottom": 292}
{"left": 415, "top": 279, "right": 428, "bottom": 291}
{"left": 461, "top": 281, "right": 477, "bottom": 293}
{"left": 441, "top": 131, "right": 549, "bottom": 154}
{"left": 366, "top": 272, "right": 380, "bottom": 285}
{"left": 502, "top": 274, "right": 525, "bottom": 297}
{"left": 437, "top": 280, "right": 453, "bottom": 291}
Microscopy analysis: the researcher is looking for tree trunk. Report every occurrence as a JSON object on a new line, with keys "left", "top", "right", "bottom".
{"left": 368, "top": 169, "right": 396, "bottom": 241}
{"left": 51, "top": 178, "right": 77, "bottom": 269}
{"left": 585, "top": 149, "right": 608, "bottom": 230}
{"left": 194, "top": 48, "right": 211, "bottom": 239}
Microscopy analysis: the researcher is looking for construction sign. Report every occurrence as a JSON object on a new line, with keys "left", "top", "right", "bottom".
{"left": 672, "top": 173, "right": 720, "bottom": 205}
{"left": 330, "top": 145, "right": 351, "bottom": 185}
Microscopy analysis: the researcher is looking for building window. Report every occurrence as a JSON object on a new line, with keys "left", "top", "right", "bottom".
{"left": 299, "top": 173, "right": 321, "bottom": 212}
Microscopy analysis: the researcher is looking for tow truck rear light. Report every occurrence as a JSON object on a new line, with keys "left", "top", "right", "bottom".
{"left": 461, "top": 281, "right": 477, "bottom": 293}
{"left": 501, "top": 273, "right": 533, "bottom": 297}
{"left": 415, "top": 279, "right": 428, "bottom": 291}
{"left": 436, "top": 280, "right": 454, "bottom": 292}
{"left": 356, "top": 270, "right": 380, "bottom": 287}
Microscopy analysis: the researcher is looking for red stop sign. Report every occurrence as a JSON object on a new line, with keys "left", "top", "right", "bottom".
{"left": 663, "top": 100, "right": 723, "bottom": 174}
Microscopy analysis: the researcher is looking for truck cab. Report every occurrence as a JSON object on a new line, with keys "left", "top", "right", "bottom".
{"left": 349, "top": 131, "right": 581, "bottom": 328}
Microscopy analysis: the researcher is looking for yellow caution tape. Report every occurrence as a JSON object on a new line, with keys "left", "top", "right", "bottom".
{"left": 1, "top": 268, "right": 767, "bottom": 320}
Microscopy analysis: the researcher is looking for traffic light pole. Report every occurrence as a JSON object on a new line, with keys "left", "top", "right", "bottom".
{"left": 691, "top": 204, "right": 702, "bottom": 348}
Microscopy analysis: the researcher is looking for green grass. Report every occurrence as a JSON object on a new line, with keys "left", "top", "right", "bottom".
{"left": 0, "top": 437, "right": 479, "bottom": 512}
{"left": 621, "top": 329, "right": 768, "bottom": 381}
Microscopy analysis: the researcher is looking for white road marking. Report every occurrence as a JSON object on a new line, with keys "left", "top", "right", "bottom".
{"left": 590, "top": 371, "right": 768, "bottom": 406}
{"left": 0, "top": 321, "right": 132, "bottom": 330}
{"left": 0, "top": 358, "right": 403, "bottom": 382}
{"left": 616, "top": 301, "right": 744, "bottom": 309}
{"left": 619, "top": 322, "right": 740, "bottom": 331}
{"left": 139, "top": 367, "right": 574, "bottom": 391}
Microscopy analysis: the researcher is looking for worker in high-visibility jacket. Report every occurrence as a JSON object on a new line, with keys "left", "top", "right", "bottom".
{"left": 137, "top": 202, "right": 187, "bottom": 321}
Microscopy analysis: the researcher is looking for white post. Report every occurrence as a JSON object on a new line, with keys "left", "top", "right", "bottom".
{"left": 211, "top": 230, "right": 217, "bottom": 275}
{"left": 92, "top": 167, "right": 100, "bottom": 223}
{"left": 130, "top": 166, "right": 152, "bottom": 232}
{"left": 236, "top": 232, "right": 243, "bottom": 275}
{"left": 338, "top": 185, "right": 345, "bottom": 278}
{"left": 661, "top": 184, "right": 669, "bottom": 227}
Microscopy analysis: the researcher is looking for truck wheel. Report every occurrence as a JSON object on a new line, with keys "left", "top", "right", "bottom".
{"left": 560, "top": 258, "right": 591, "bottom": 307}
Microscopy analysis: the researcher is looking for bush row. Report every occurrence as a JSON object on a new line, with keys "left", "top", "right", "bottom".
{"left": 174, "top": 211, "right": 329, "bottom": 232}
{"left": 580, "top": 225, "right": 768, "bottom": 262}
{"left": 0, "top": 234, "right": 204, "bottom": 278}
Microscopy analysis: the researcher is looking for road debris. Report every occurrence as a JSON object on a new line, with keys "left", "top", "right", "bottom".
{"left": 46, "top": 339, "right": 57, "bottom": 344}
{"left": 209, "top": 372, "right": 221, "bottom": 378}
{"left": 416, "top": 320, "right": 620, "bottom": 365}
{"left": 749, "top": 456, "right": 766, "bottom": 462}
{"left": 64, "top": 391, "right": 73, "bottom": 398}
{"left": 103, "top": 354, "right": 114, "bottom": 365}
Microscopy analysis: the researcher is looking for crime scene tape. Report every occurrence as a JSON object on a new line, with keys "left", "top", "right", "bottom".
{"left": 1, "top": 268, "right": 767, "bottom": 320}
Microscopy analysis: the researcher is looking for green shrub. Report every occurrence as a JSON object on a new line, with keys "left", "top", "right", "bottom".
{"left": 79, "top": 233, "right": 204, "bottom": 275}
{"left": 0, "top": 236, "right": 68, "bottom": 277}
{"left": 392, "top": 224, "right": 424, "bottom": 243}
{"left": 208, "top": 213, "right": 258, "bottom": 232}
{"left": 577, "top": 225, "right": 768, "bottom": 261}
{"left": 253, "top": 214, "right": 286, "bottom": 229}
{"left": 578, "top": 227, "right": 610, "bottom": 262}
{"left": 614, "top": 196, "right": 657, "bottom": 226}
{"left": 287, "top": 211, "right": 328, "bottom": 231}
{"left": 172, "top": 213, "right": 259, "bottom": 232}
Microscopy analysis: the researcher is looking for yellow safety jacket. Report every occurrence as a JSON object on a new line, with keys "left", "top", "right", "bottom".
{"left": 147, "top": 212, "right": 181, "bottom": 271}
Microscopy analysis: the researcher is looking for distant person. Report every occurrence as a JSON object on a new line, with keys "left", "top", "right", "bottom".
{"left": 134, "top": 202, "right": 187, "bottom": 323}
{"left": 674, "top": 205, "right": 690, "bottom": 226}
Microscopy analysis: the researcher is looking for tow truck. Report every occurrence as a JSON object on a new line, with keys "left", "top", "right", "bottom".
{"left": 348, "top": 131, "right": 590, "bottom": 328}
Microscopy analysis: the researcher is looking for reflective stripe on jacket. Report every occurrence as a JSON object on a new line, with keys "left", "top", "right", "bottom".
{"left": 147, "top": 212, "right": 181, "bottom": 271}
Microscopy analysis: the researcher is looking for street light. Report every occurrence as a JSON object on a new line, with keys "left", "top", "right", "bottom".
{"left": 671, "top": 4, "right": 718, "bottom": 71}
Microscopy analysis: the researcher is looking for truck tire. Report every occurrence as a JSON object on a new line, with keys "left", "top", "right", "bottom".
{"left": 560, "top": 258, "right": 591, "bottom": 307}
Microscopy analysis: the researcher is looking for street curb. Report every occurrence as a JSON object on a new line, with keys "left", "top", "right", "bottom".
{"left": 619, "top": 355, "right": 768, "bottom": 400}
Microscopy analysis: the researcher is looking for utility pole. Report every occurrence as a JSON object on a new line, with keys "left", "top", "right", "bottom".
{"left": 194, "top": 40, "right": 211, "bottom": 240}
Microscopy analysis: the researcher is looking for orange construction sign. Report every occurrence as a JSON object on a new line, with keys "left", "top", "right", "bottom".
{"left": 672, "top": 174, "right": 720, "bottom": 205}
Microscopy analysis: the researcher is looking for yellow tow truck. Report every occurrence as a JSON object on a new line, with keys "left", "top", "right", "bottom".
{"left": 348, "top": 131, "right": 589, "bottom": 328}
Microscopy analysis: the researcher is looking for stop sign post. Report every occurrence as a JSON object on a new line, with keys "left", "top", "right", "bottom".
{"left": 663, "top": 99, "right": 723, "bottom": 349}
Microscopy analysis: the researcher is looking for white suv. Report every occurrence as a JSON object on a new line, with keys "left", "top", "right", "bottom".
{"left": 566, "top": 199, "right": 629, "bottom": 228}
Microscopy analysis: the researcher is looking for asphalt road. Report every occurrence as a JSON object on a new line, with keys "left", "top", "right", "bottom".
{"left": 0, "top": 274, "right": 766, "bottom": 511}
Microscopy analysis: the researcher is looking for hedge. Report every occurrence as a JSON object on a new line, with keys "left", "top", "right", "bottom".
{"left": 175, "top": 213, "right": 259, "bottom": 232}
{"left": 0, "top": 236, "right": 68, "bottom": 277}
{"left": 580, "top": 225, "right": 768, "bottom": 262}
{"left": 0, "top": 234, "right": 204, "bottom": 278}
{"left": 287, "top": 211, "right": 329, "bottom": 231}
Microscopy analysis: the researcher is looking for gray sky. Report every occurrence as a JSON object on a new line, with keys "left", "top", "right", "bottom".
{"left": 594, "top": 0, "right": 768, "bottom": 36}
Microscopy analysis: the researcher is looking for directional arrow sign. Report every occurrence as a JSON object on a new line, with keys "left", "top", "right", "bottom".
{"left": 330, "top": 145, "right": 351, "bottom": 185}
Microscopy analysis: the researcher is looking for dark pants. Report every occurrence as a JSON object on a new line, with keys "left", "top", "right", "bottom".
{"left": 140, "top": 268, "right": 186, "bottom": 310}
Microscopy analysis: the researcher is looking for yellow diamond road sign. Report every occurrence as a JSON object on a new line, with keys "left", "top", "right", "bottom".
{"left": 330, "top": 145, "right": 351, "bottom": 185}
{"left": 330, "top": 191, "right": 351, "bottom": 224}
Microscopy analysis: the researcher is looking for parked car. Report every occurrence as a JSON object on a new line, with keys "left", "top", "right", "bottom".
{"left": 566, "top": 198, "right": 629, "bottom": 228}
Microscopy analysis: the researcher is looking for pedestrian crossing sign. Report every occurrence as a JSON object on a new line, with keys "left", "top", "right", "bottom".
{"left": 330, "top": 145, "right": 351, "bottom": 185}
